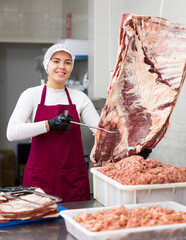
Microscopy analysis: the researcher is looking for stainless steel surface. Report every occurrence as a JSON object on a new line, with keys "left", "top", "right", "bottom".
{"left": 0, "top": 199, "right": 103, "bottom": 240}
{"left": 70, "top": 120, "right": 117, "bottom": 133}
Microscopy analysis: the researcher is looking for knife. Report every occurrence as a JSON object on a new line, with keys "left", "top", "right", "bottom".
{"left": 64, "top": 110, "right": 117, "bottom": 134}
{"left": 70, "top": 120, "right": 117, "bottom": 134}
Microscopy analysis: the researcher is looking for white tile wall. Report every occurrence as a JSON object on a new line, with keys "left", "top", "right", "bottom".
{"left": 0, "top": 0, "right": 63, "bottom": 43}
{"left": 62, "top": 0, "right": 88, "bottom": 39}
{"left": 88, "top": 0, "right": 111, "bottom": 98}
{"left": 89, "top": 0, "right": 186, "bottom": 167}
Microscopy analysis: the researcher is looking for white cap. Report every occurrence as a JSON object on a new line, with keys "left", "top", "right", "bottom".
{"left": 43, "top": 43, "right": 75, "bottom": 73}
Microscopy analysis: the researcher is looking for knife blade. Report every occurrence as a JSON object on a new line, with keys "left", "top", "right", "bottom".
{"left": 64, "top": 110, "right": 117, "bottom": 134}
{"left": 70, "top": 120, "right": 117, "bottom": 133}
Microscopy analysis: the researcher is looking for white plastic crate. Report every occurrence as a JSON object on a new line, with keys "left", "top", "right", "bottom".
{"left": 90, "top": 167, "right": 186, "bottom": 206}
{"left": 60, "top": 201, "right": 186, "bottom": 240}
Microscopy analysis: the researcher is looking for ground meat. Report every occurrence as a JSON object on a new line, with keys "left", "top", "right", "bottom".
{"left": 97, "top": 156, "right": 186, "bottom": 185}
{"left": 74, "top": 205, "right": 186, "bottom": 232}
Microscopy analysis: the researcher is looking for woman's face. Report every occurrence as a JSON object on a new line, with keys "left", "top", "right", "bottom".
{"left": 47, "top": 51, "right": 73, "bottom": 89}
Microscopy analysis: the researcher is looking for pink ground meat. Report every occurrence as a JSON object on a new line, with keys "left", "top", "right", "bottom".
{"left": 98, "top": 156, "right": 186, "bottom": 185}
{"left": 74, "top": 205, "right": 186, "bottom": 232}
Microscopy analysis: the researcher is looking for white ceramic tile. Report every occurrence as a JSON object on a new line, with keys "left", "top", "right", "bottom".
{"left": 165, "top": 129, "right": 182, "bottom": 147}
{"left": 17, "top": 0, "right": 34, "bottom": 12}
{"left": 171, "top": 105, "right": 186, "bottom": 125}
{"left": 2, "top": 11, "right": 19, "bottom": 29}
{"left": 95, "top": 12, "right": 110, "bottom": 33}
{"left": 0, "top": 0, "right": 64, "bottom": 42}
{"left": 95, "top": 54, "right": 110, "bottom": 75}
{"left": 2, "top": 0, "right": 18, "bottom": 12}
{"left": 94, "top": 72, "right": 109, "bottom": 98}
{"left": 180, "top": 131, "right": 186, "bottom": 148}
{"left": 95, "top": 32, "right": 110, "bottom": 52}
{"left": 17, "top": 0, "right": 62, "bottom": 13}
{"left": 95, "top": 0, "right": 111, "bottom": 13}
{"left": 179, "top": 81, "right": 186, "bottom": 98}
{"left": 62, "top": 0, "right": 88, "bottom": 39}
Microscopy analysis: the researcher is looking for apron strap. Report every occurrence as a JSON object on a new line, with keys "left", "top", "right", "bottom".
{"left": 65, "top": 87, "right": 73, "bottom": 106}
{"left": 40, "top": 84, "right": 47, "bottom": 105}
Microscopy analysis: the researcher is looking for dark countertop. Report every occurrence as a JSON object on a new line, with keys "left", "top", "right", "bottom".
{"left": 0, "top": 199, "right": 103, "bottom": 240}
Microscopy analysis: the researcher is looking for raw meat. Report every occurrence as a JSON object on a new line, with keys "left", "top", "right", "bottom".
{"left": 97, "top": 155, "right": 186, "bottom": 185}
{"left": 74, "top": 205, "right": 186, "bottom": 232}
{"left": 0, "top": 188, "right": 59, "bottom": 223}
{"left": 90, "top": 14, "right": 186, "bottom": 166}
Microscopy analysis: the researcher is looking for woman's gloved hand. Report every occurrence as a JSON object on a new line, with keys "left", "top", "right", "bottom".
{"left": 48, "top": 114, "right": 73, "bottom": 131}
{"left": 137, "top": 149, "right": 152, "bottom": 159}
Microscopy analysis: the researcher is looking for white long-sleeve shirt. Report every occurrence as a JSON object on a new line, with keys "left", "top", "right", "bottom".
{"left": 7, "top": 85, "right": 100, "bottom": 141}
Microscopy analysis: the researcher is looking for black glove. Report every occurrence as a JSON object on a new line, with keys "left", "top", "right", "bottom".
{"left": 48, "top": 114, "right": 73, "bottom": 131}
{"left": 137, "top": 149, "right": 152, "bottom": 159}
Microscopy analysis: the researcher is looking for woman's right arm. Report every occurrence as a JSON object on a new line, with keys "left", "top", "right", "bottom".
{"left": 6, "top": 89, "right": 47, "bottom": 142}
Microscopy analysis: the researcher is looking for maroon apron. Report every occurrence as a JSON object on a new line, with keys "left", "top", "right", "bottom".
{"left": 23, "top": 84, "right": 90, "bottom": 202}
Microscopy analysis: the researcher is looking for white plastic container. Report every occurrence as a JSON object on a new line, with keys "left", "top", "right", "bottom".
{"left": 60, "top": 201, "right": 186, "bottom": 240}
{"left": 90, "top": 167, "right": 186, "bottom": 206}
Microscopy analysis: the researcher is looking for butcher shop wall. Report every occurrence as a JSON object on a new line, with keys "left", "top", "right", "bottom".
{"left": 88, "top": 0, "right": 186, "bottom": 167}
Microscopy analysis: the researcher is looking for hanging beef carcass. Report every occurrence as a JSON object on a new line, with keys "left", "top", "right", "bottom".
{"left": 90, "top": 13, "right": 186, "bottom": 166}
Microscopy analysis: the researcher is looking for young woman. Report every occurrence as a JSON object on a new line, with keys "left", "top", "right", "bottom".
{"left": 7, "top": 44, "right": 100, "bottom": 202}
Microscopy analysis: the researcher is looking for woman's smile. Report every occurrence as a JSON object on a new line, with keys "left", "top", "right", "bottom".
{"left": 56, "top": 71, "right": 66, "bottom": 76}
